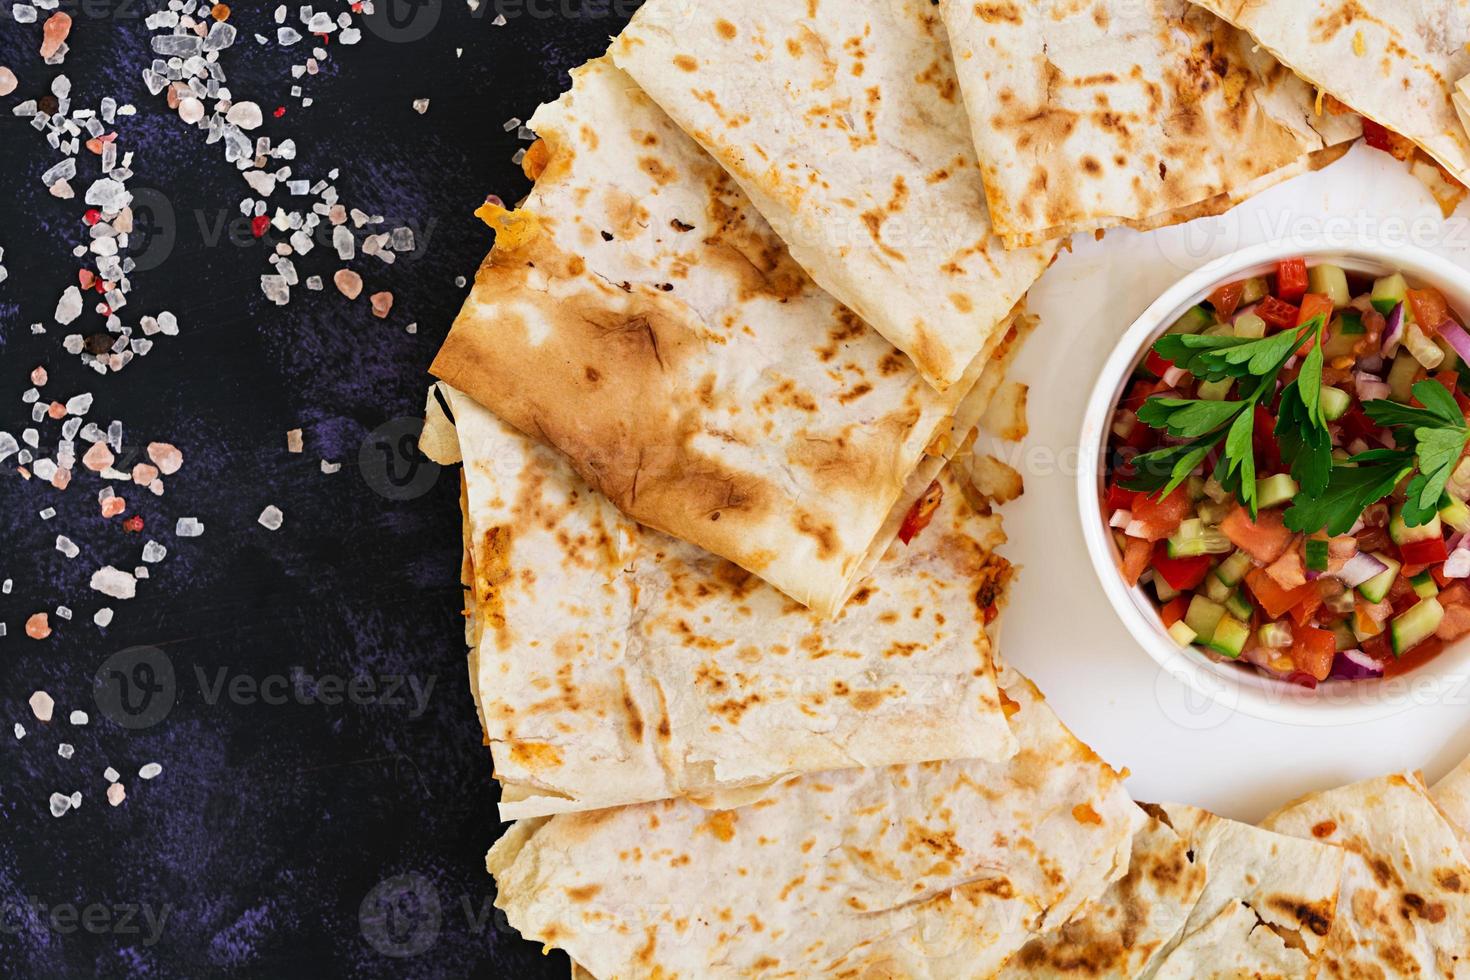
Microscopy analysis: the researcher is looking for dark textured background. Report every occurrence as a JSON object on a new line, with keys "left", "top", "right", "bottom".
{"left": 0, "top": 1, "right": 641, "bottom": 975}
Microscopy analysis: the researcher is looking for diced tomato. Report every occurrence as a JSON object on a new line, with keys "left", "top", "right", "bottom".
{"left": 1361, "top": 631, "right": 1393, "bottom": 662}
{"left": 1143, "top": 350, "right": 1175, "bottom": 378}
{"left": 1160, "top": 596, "right": 1189, "bottom": 628}
{"left": 1106, "top": 483, "right": 1139, "bottom": 511}
{"left": 1440, "top": 581, "right": 1470, "bottom": 607}
{"left": 1121, "top": 379, "right": 1165, "bottom": 411}
{"left": 1256, "top": 295, "right": 1301, "bottom": 330}
{"left": 1208, "top": 281, "right": 1245, "bottom": 320}
{"left": 1120, "top": 537, "right": 1152, "bottom": 586}
{"left": 898, "top": 480, "right": 942, "bottom": 545}
{"left": 1338, "top": 404, "right": 1377, "bottom": 444}
{"left": 1277, "top": 258, "right": 1309, "bottom": 303}
{"left": 1409, "top": 288, "right": 1452, "bottom": 332}
{"left": 1222, "top": 506, "right": 1294, "bottom": 564}
{"left": 1360, "top": 118, "right": 1417, "bottom": 161}
{"left": 1399, "top": 537, "right": 1449, "bottom": 566}
{"left": 1253, "top": 405, "right": 1284, "bottom": 473}
{"left": 1290, "top": 624, "right": 1336, "bottom": 681}
{"left": 1438, "top": 603, "right": 1470, "bottom": 642}
{"left": 1297, "top": 293, "right": 1335, "bottom": 332}
{"left": 1353, "top": 599, "right": 1385, "bottom": 638}
{"left": 1151, "top": 543, "right": 1213, "bottom": 591}
{"left": 1265, "top": 545, "right": 1307, "bottom": 591}
{"left": 1131, "top": 486, "right": 1191, "bottom": 540}
{"left": 1288, "top": 589, "right": 1324, "bottom": 627}
{"left": 1285, "top": 671, "right": 1320, "bottom": 690}
{"left": 1245, "top": 567, "right": 1316, "bottom": 619}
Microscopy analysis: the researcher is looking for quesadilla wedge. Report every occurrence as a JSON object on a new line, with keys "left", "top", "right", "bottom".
{"left": 487, "top": 665, "right": 1145, "bottom": 979}
{"left": 939, "top": 0, "right": 1361, "bottom": 248}
{"left": 1261, "top": 772, "right": 1470, "bottom": 979}
{"left": 1001, "top": 802, "right": 1344, "bottom": 979}
{"left": 430, "top": 383, "right": 1022, "bottom": 820}
{"left": 431, "top": 57, "right": 1029, "bottom": 618}
{"left": 610, "top": 0, "right": 1056, "bottom": 391}
{"left": 1188, "top": 0, "right": 1470, "bottom": 188}
{"left": 1433, "top": 749, "right": 1470, "bottom": 853}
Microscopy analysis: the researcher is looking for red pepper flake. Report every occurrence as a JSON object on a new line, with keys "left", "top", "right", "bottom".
{"left": 123, "top": 515, "right": 145, "bottom": 533}
{"left": 273, "top": 106, "right": 286, "bottom": 118}
{"left": 251, "top": 215, "right": 270, "bottom": 238}
{"left": 83, "top": 209, "right": 101, "bottom": 226}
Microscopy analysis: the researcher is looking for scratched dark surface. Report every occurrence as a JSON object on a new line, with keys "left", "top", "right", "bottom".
{"left": 0, "top": 2, "right": 638, "bottom": 976}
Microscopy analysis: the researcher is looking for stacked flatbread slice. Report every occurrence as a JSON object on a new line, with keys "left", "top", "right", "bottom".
{"left": 1187, "top": 0, "right": 1470, "bottom": 186}
{"left": 1434, "top": 749, "right": 1470, "bottom": 850}
{"left": 938, "top": 0, "right": 1362, "bottom": 247}
{"left": 1002, "top": 802, "right": 1344, "bottom": 978}
{"left": 488, "top": 665, "right": 1145, "bottom": 979}
{"left": 432, "top": 56, "right": 1037, "bottom": 617}
{"left": 425, "top": 382, "right": 1025, "bottom": 819}
{"left": 1261, "top": 771, "right": 1470, "bottom": 978}
{"left": 610, "top": 0, "right": 1058, "bottom": 391}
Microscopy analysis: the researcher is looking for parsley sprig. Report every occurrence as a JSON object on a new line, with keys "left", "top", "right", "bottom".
{"left": 1281, "top": 379, "right": 1470, "bottom": 534}
{"left": 1124, "top": 316, "right": 1328, "bottom": 514}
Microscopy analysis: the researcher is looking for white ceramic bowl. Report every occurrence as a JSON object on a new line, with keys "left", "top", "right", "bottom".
{"left": 1079, "top": 238, "right": 1470, "bottom": 725}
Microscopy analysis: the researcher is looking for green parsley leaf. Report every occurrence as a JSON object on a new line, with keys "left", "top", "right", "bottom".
{"left": 1136, "top": 397, "right": 1247, "bottom": 438}
{"left": 1412, "top": 378, "right": 1465, "bottom": 427}
{"left": 1283, "top": 454, "right": 1415, "bottom": 535}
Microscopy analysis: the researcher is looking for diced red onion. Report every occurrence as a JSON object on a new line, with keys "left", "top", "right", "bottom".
{"left": 1355, "top": 372, "right": 1390, "bottom": 401}
{"left": 1109, "top": 509, "right": 1132, "bottom": 529}
{"left": 1162, "top": 365, "right": 1188, "bottom": 387}
{"left": 1377, "top": 429, "right": 1397, "bottom": 450}
{"left": 1124, "top": 520, "right": 1150, "bottom": 539}
{"left": 1336, "top": 551, "right": 1388, "bottom": 587}
{"left": 1232, "top": 303, "right": 1258, "bottom": 323}
{"left": 1447, "top": 530, "right": 1467, "bottom": 553}
{"left": 1348, "top": 515, "right": 1366, "bottom": 535}
{"left": 1359, "top": 354, "right": 1385, "bottom": 373}
{"left": 1381, "top": 302, "right": 1405, "bottom": 358}
{"left": 1331, "top": 649, "right": 1385, "bottom": 680}
{"left": 1438, "top": 319, "right": 1470, "bottom": 364}
{"left": 1445, "top": 549, "right": 1470, "bottom": 579}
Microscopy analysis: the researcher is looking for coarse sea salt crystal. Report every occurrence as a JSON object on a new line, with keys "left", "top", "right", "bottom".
{"left": 49, "top": 793, "right": 71, "bottom": 817}
{"left": 258, "top": 505, "right": 284, "bottom": 530}
{"left": 58, "top": 743, "right": 74, "bottom": 759}
{"left": 139, "top": 762, "right": 162, "bottom": 780}
{"left": 142, "top": 540, "right": 167, "bottom": 562}
{"left": 56, "top": 535, "right": 79, "bottom": 558}
{"left": 90, "top": 565, "right": 137, "bottom": 600}
{"left": 104, "top": 766, "right": 119, "bottom": 783}
{"left": 70, "top": 710, "right": 88, "bottom": 725}
{"left": 14, "top": 723, "right": 26, "bottom": 740}
{"left": 176, "top": 517, "right": 204, "bottom": 537}
{"left": 29, "top": 691, "right": 54, "bottom": 721}
{"left": 93, "top": 607, "right": 113, "bottom": 627}
{"left": 320, "top": 459, "right": 340, "bottom": 474}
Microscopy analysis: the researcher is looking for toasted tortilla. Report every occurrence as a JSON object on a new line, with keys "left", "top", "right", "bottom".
{"left": 1188, "top": 0, "right": 1470, "bottom": 187}
{"left": 437, "top": 383, "right": 1023, "bottom": 820}
{"left": 1433, "top": 750, "right": 1470, "bottom": 853}
{"left": 431, "top": 57, "right": 1029, "bottom": 618}
{"left": 1261, "top": 772, "right": 1470, "bottom": 978}
{"left": 1001, "top": 802, "right": 1343, "bottom": 979}
{"left": 487, "top": 665, "right": 1144, "bottom": 979}
{"left": 939, "top": 0, "right": 1360, "bottom": 248}
{"left": 610, "top": 0, "right": 1057, "bottom": 391}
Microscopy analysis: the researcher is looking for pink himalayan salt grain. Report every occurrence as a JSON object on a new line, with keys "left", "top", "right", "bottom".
{"left": 370, "top": 291, "right": 394, "bottom": 319}
{"left": 334, "top": 269, "right": 363, "bottom": 299}
{"left": 30, "top": 366, "right": 47, "bottom": 386}
{"left": 50, "top": 468, "right": 70, "bottom": 490}
{"left": 25, "top": 614, "right": 51, "bottom": 640}
{"left": 107, "top": 783, "right": 125, "bottom": 806}
{"left": 40, "top": 12, "right": 71, "bottom": 60}
{"left": 29, "top": 691, "right": 54, "bottom": 720}
{"left": 82, "top": 442, "right": 114, "bottom": 471}
{"left": 100, "top": 496, "right": 126, "bottom": 518}
{"left": 47, "top": 402, "right": 66, "bottom": 420}
{"left": 132, "top": 463, "right": 159, "bottom": 485}
{"left": 146, "top": 442, "right": 182, "bottom": 475}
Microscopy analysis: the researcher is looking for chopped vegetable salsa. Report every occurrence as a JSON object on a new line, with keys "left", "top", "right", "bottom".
{"left": 1107, "top": 258, "right": 1470, "bottom": 687}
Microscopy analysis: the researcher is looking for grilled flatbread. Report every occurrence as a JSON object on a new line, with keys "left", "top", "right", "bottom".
{"left": 1433, "top": 750, "right": 1470, "bottom": 854}
{"left": 939, "top": 0, "right": 1361, "bottom": 248}
{"left": 431, "top": 57, "right": 1028, "bottom": 618}
{"left": 487, "top": 665, "right": 1144, "bottom": 979}
{"left": 1188, "top": 0, "right": 1470, "bottom": 186}
{"left": 1002, "top": 802, "right": 1344, "bottom": 979}
{"left": 434, "top": 383, "right": 1022, "bottom": 820}
{"left": 610, "top": 0, "right": 1056, "bottom": 391}
{"left": 1261, "top": 772, "right": 1470, "bottom": 979}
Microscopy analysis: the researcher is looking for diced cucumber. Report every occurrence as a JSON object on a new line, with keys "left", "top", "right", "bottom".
{"left": 1202, "top": 323, "right": 1235, "bottom": 337}
{"left": 1234, "top": 314, "right": 1266, "bottom": 339}
{"left": 1329, "top": 621, "right": 1357, "bottom": 651}
{"left": 1224, "top": 590, "right": 1253, "bottom": 621}
{"left": 1391, "top": 597, "right": 1444, "bottom": 656}
{"left": 1440, "top": 495, "right": 1470, "bottom": 533}
{"left": 1322, "top": 325, "right": 1360, "bottom": 359}
{"left": 1309, "top": 264, "right": 1351, "bottom": 308}
{"left": 1154, "top": 575, "right": 1181, "bottom": 603}
{"left": 1325, "top": 588, "right": 1358, "bottom": 614}
{"left": 1386, "top": 351, "right": 1421, "bottom": 403}
{"left": 1255, "top": 474, "right": 1300, "bottom": 509}
{"left": 1215, "top": 550, "right": 1252, "bottom": 586}
{"left": 1167, "top": 518, "right": 1233, "bottom": 558}
{"left": 1202, "top": 571, "right": 1233, "bottom": 603}
{"left": 1167, "top": 621, "right": 1199, "bottom": 646}
{"left": 1389, "top": 505, "right": 1442, "bottom": 545}
{"left": 1436, "top": 334, "right": 1461, "bottom": 373}
{"left": 1169, "top": 304, "right": 1214, "bottom": 335}
{"left": 1410, "top": 570, "right": 1440, "bottom": 599}
{"left": 1371, "top": 273, "right": 1409, "bottom": 315}
{"left": 1320, "top": 386, "right": 1351, "bottom": 421}
{"left": 1207, "top": 615, "right": 1250, "bottom": 658}
{"left": 1357, "top": 553, "right": 1402, "bottom": 603}
{"left": 1185, "top": 595, "right": 1228, "bottom": 643}
{"left": 1240, "top": 276, "right": 1269, "bottom": 306}
{"left": 1258, "top": 621, "right": 1294, "bottom": 649}
{"left": 1197, "top": 378, "right": 1234, "bottom": 401}
{"left": 1337, "top": 310, "right": 1365, "bottom": 335}
{"left": 1305, "top": 538, "right": 1330, "bottom": 572}
{"left": 1196, "top": 500, "right": 1233, "bottom": 526}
